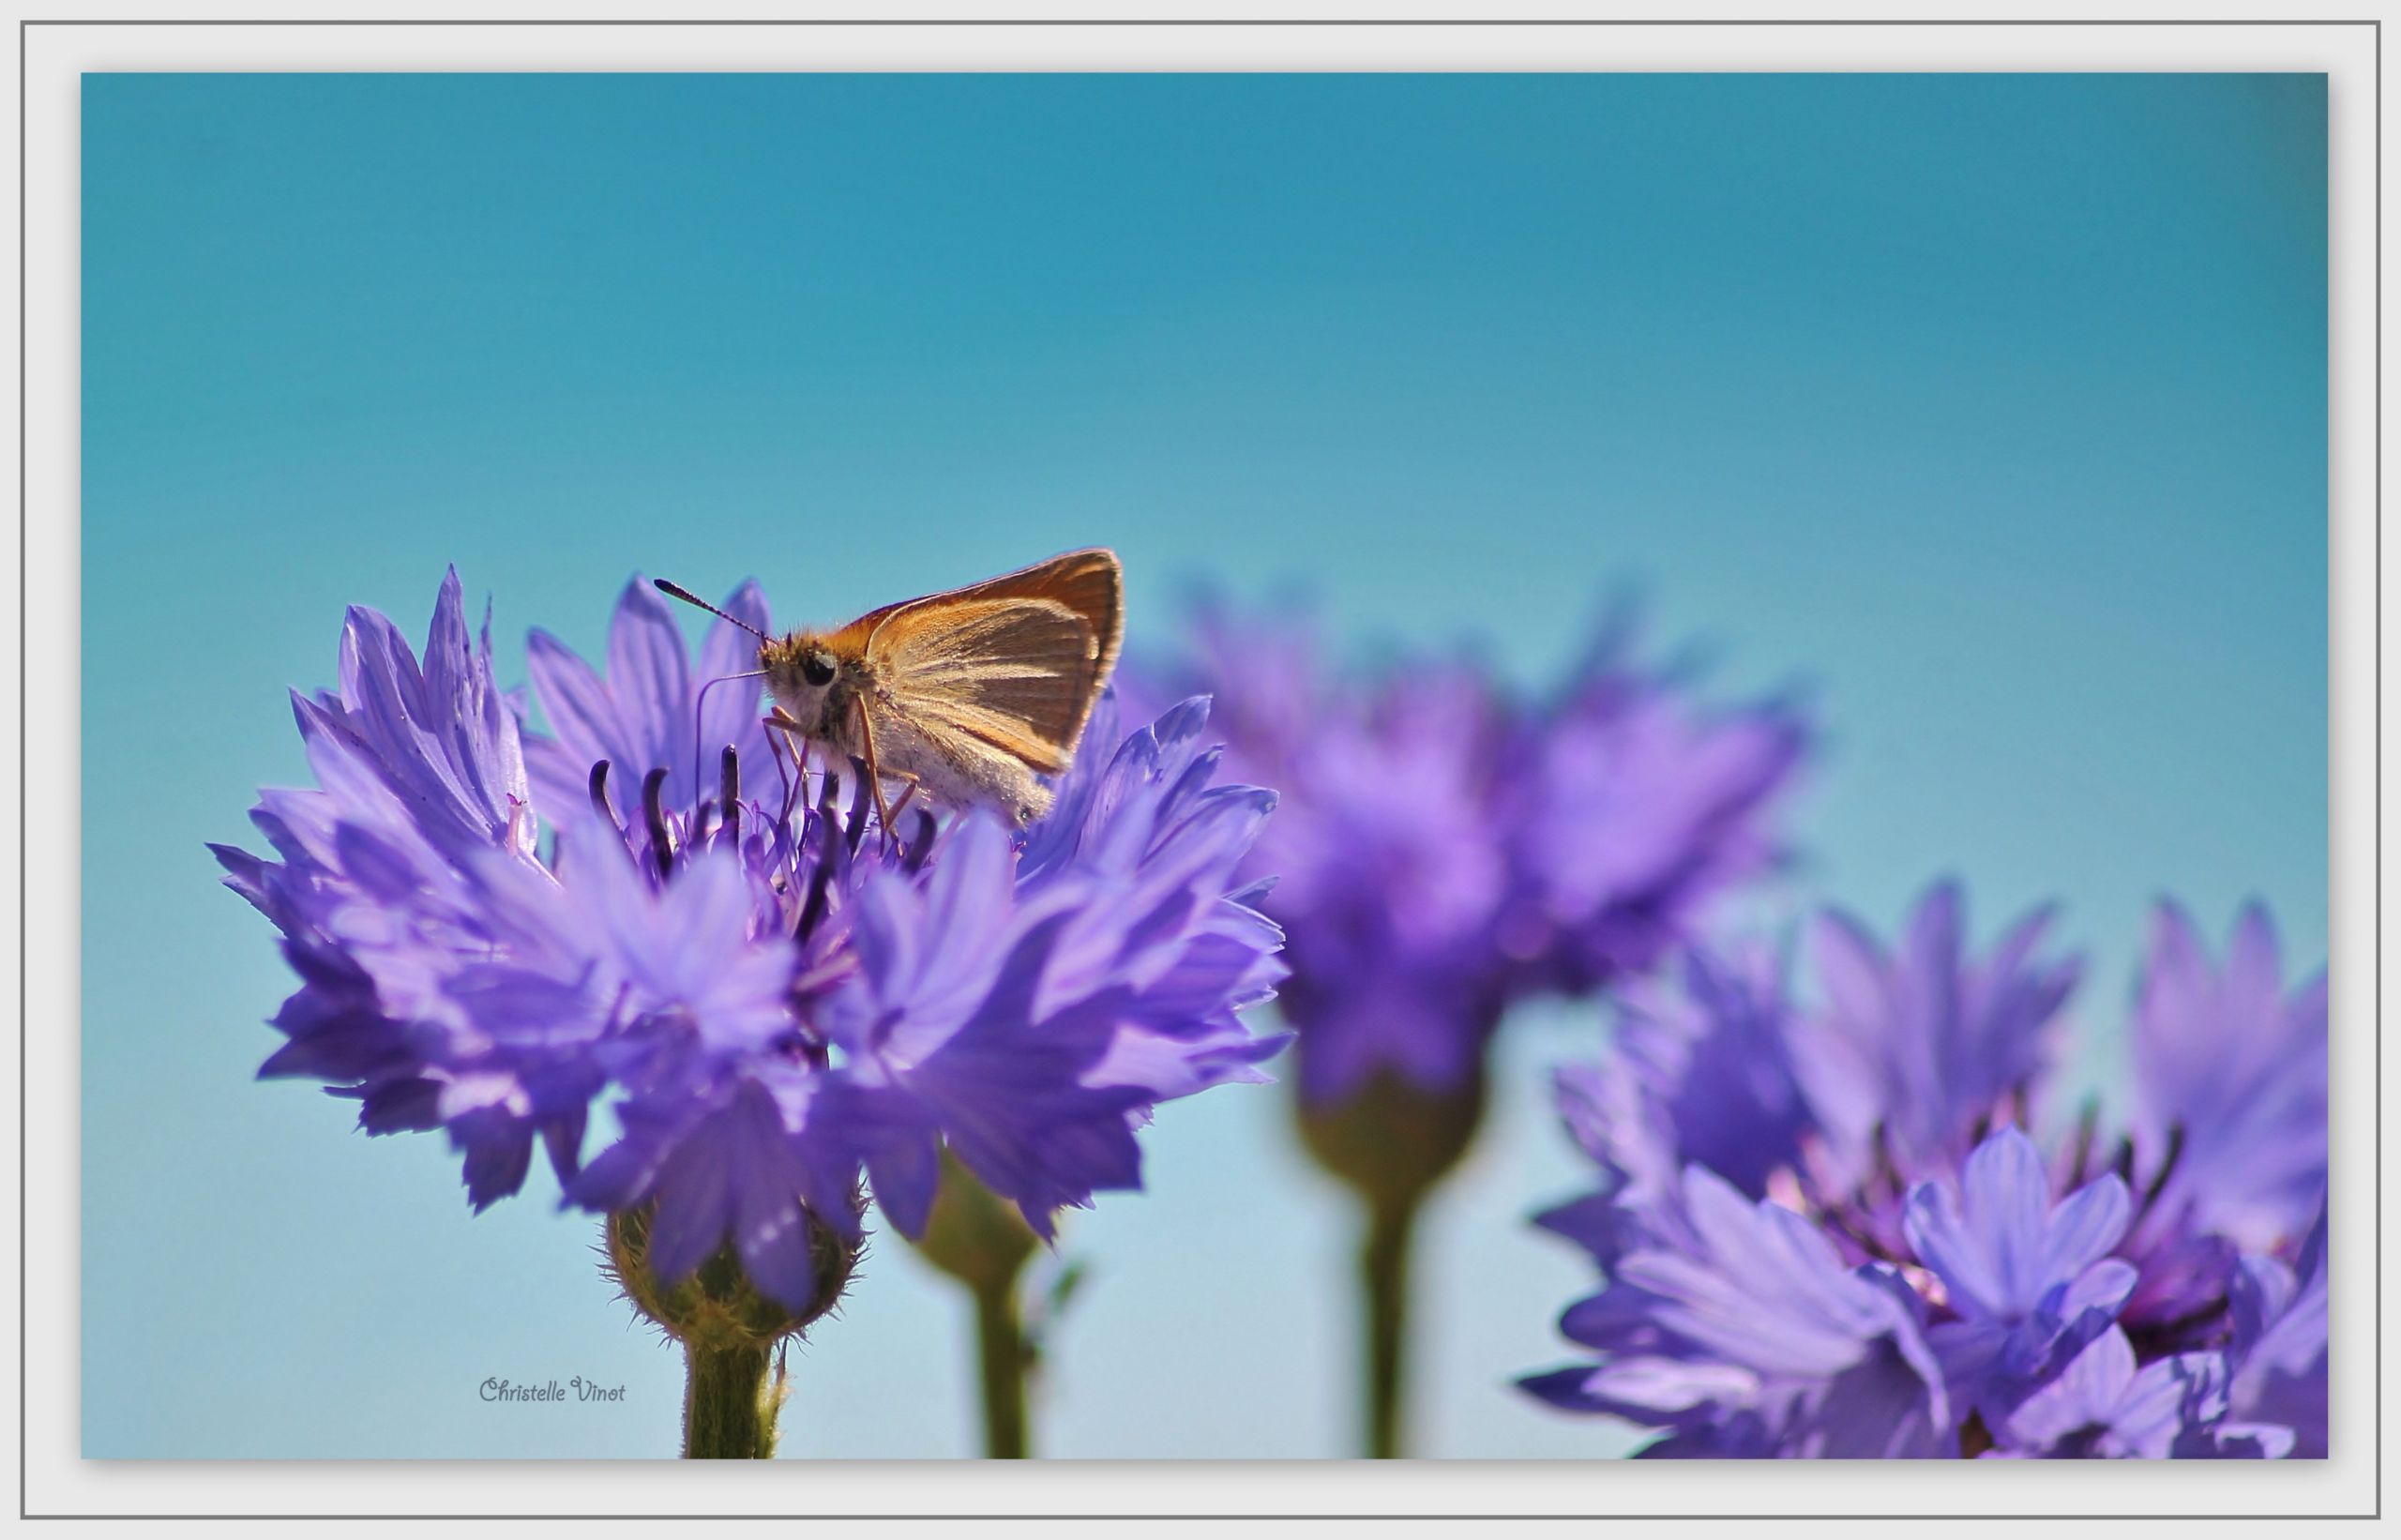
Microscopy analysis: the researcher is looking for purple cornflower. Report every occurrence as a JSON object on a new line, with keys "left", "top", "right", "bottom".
{"left": 216, "top": 570, "right": 1289, "bottom": 1319}
{"left": 1144, "top": 602, "right": 1809, "bottom": 1107}
{"left": 1140, "top": 598, "right": 1806, "bottom": 1460}
{"left": 1525, "top": 884, "right": 2326, "bottom": 1459}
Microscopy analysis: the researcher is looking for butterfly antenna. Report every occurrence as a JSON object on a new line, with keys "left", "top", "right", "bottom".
{"left": 655, "top": 578, "right": 769, "bottom": 641}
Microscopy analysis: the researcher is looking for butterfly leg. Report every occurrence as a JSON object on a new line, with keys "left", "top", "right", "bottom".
{"left": 847, "top": 697, "right": 931, "bottom": 852}
{"left": 765, "top": 705, "right": 814, "bottom": 798}
{"left": 761, "top": 713, "right": 803, "bottom": 829}
{"left": 850, "top": 693, "right": 901, "bottom": 839}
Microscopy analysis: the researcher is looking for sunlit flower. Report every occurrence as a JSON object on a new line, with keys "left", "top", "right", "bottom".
{"left": 216, "top": 571, "right": 1289, "bottom": 1319}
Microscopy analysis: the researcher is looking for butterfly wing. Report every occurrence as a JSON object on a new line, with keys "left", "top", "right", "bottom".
{"left": 840, "top": 549, "right": 1125, "bottom": 773}
{"left": 943, "top": 547, "right": 1125, "bottom": 691}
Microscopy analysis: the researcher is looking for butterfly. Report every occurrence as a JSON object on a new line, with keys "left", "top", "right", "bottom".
{"left": 657, "top": 549, "right": 1124, "bottom": 829}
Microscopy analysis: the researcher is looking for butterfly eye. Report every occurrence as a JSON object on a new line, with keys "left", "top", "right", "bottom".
{"left": 800, "top": 652, "right": 837, "bottom": 687}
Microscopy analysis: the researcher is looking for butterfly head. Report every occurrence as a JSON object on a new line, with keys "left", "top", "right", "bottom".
{"left": 761, "top": 632, "right": 845, "bottom": 725}
{"left": 649, "top": 579, "right": 851, "bottom": 741}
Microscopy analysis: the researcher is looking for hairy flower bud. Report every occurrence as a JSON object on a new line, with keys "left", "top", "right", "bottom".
{"left": 605, "top": 1191, "right": 864, "bottom": 1351}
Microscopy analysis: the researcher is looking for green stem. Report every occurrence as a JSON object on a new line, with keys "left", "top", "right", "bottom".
{"left": 1360, "top": 1200, "right": 1421, "bottom": 1460}
{"left": 682, "top": 1339, "right": 779, "bottom": 1459}
{"left": 1294, "top": 1066, "right": 1486, "bottom": 1461}
{"left": 911, "top": 1150, "right": 1042, "bottom": 1460}
{"left": 973, "top": 1276, "right": 1031, "bottom": 1458}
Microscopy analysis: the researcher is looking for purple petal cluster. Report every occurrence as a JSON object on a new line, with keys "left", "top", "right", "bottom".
{"left": 1526, "top": 883, "right": 2327, "bottom": 1458}
{"left": 2131, "top": 902, "right": 2328, "bottom": 1254}
{"left": 216, "top": 571, "right": 1289, "bottom": 1315}
{"left": 1789, "top": 884, "right": 2079, "bottom": 1201}
{"left": 1524, "top": 1164, "right": 1955, "bottom": 1458}
{"left": 1143, "top": 603, "right": 1808, "bottom": 1106}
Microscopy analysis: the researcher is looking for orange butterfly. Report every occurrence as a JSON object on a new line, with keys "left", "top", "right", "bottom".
{"left": 658, "top": 549, "right": 1124, "bottom": 828}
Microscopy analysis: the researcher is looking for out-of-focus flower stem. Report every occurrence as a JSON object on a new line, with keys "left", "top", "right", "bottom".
{"left": 1300, "top": 1064, "right": 1488, "bottom": 1459}
{"left": 972, "top": 1273, "right": 1032, "bottom": 1459}
{"left": 683, "top": 1340, "right": 783, "bottom": 1459}
{"left": 913, "top": 1149, "right": 1042, "bottom": 1459}
{"left": 1359, "top": 1197, "right": 1422, "bottom": 1460}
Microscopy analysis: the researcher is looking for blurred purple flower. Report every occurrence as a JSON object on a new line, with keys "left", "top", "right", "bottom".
{"left": 217, "top": 572, "right": 1288, "bottom": 1315}
{"left": 1509, "top": 655, "right": 1810, "bottom": 996}
{"left": 1143, "top": 601, "right": 1808, "bottom": 1107}
{"left": 2106, "top": 901, "right": 2325, "bottom": 1341}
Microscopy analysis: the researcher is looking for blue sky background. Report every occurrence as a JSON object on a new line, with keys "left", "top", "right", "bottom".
{"left": 82, "top": 72, "right": 2325, "bottom": 1459}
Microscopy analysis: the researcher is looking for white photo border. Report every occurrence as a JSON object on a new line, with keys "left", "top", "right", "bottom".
{"left": 11, "top": 6, "right": 2379, "bottom": 1522}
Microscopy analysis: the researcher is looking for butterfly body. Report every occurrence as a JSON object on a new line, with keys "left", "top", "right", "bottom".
{"left": 760, "top": 629, "right": 1048, "bottom": 823}
{"left": 736, "top": 549, "right": 1125, "bottom": 827}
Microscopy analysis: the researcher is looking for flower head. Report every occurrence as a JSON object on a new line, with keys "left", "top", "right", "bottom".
{"left": 218, "top": 572, "right": 1288, "bottom": 1318}
{"left": 1525, "top": 886, "right": 2323, "bottom": 1459}
{"left": 1143, "top": 601, "right": 1807, "bottom": 1108}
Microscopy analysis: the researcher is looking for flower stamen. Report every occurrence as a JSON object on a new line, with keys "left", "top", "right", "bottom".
{"left": 590, "top": 759, "right": 625, "bottom": 835}
{"left": 642, "top": 766, "right": 676, "bottom": 878}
